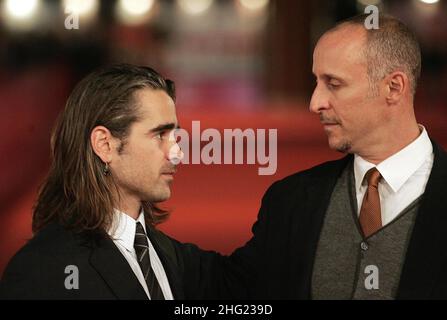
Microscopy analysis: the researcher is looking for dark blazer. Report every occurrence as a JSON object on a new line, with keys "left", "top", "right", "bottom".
{"left": 230, "top": 142, "right": 447, "bottom": 299}
{"left": 0, "top": 221, "right": 222, "bottom": 300}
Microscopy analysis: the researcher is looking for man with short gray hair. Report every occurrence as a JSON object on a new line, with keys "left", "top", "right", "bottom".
{"left": 228, "top": 14, "right": 447, "bottom": 299}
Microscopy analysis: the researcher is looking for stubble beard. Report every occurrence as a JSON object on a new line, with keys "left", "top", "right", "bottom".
{"left": 335, "top": 140, "right": 352, "bottom": 153}
{"left": 328, "top": 136, "right": 352, "bottom": 154}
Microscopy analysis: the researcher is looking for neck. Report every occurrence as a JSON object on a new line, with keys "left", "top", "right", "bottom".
{"left": 114, "top": 191, "right": 141, "bottom": 220}
{"left": 356, "top": 117, "right": 420, "bottom": 165}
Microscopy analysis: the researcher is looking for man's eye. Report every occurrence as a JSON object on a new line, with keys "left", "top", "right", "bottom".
{"left": 328, "top": 82, "right": 340, "bottom": 90}
{"left": 156, "top": 132, "right": 165, "bottom": 140}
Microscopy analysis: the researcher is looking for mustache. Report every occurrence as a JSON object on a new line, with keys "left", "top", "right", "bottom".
{"left": 319, "top": 114, "right": 341, "bottom": 125}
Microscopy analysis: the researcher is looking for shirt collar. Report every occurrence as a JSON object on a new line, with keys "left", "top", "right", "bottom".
{"left": 354, "top": 125, "right": 432, "bottom": 193}
{"left": 108, "top": 208, "right": 147, "bottom": 253}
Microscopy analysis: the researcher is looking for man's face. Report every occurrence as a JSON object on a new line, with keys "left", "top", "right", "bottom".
{"left": 110, "top": 88, "right": 180, "bottom": 205}
{"left": 310, "top": 25, "right": 386, "bottom": 154}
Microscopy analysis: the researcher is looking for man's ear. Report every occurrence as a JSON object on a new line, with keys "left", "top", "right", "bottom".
{"left": 385, "top": 71, "right": 407, "bottom": 105}
{"left": 90, "top": 126, "right": 115, "bottom": 163}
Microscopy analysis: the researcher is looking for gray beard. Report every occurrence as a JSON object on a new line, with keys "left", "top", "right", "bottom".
{"left": 336, "top": 141, "right": 352, "bottom": 153}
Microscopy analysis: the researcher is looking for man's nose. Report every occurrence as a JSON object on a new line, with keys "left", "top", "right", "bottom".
{"left": 167, "top": 140, "right": 184, "bottom": 165}
{"left": 309, "top": 86, "right": 330, "bottom": 114}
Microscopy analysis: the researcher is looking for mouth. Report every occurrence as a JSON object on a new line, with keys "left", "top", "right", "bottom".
{"left": 321, "top": 121, "right": 341, "bottom": 134}
{"left": 321, "top": 122, "right": 340, "bottom": 127}
{"left": 161, "top": 169, "right": 177, "bottom": 179}
{"left": 319, "top": 114, "right": 340, "bottom": 126}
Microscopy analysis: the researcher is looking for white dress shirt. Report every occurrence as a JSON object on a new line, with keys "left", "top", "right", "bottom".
{"left": 108, "top": 209, "right": 174, "bottom": 300}
{"left": 354, "top": 126, "right": 434, "bottom": 226}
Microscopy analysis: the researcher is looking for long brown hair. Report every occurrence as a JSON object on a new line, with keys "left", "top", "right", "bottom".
{"left": 32, "top": 64, "right": 176, "bottom": 234}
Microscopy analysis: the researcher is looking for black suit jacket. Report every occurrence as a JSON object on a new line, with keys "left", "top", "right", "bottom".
{"left": 230, "top": 142, "right": 447, "bottom": 299}
{"left": 0, "top": 221, "right": 224, "bottom": 300}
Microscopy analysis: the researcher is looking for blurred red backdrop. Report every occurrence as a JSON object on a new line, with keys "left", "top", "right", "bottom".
{"left": 1, "top": 65, "right": 446, "bottom": 276}
{"left": 1, "top": 0, "right": 447, "bottom": 278}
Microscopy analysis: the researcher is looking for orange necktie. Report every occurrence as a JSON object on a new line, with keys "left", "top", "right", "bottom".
{"left": 359, "top": 168, "right": 382, "bottom": 238}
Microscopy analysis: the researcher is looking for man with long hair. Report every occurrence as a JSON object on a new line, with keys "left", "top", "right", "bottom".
{"left": 0, "top": 64, "right": 225, "bottom": 299}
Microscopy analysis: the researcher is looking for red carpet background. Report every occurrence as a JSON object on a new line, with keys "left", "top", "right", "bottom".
{"left": 1, "top": 67, "right": 446, "bottom": 276}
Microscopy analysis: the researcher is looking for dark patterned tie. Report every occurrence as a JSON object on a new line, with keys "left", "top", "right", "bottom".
{"left": 134, "top": 222, "right": 165, "bottom": 300}
{"left": 359, "top": 168, "right": 383, "bottom": 238}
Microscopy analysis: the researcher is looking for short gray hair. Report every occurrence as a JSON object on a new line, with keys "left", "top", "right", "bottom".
{"left": 332, "top": 14, "right": 421, "bottom": 95}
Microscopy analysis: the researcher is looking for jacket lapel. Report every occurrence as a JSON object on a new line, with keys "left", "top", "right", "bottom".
{"left": 86, "top": 233, "right": 148, "bottom": 300}
{"left": 397, "top": 142, "right": 447, "bottom": 299}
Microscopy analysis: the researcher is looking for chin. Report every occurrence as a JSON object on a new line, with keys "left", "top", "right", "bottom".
{"left": 328, "top": 137, "right": 352, "bottom": 154}
{"left": 140, "top": 187, "right": 170, "bottom": 203}
{"left": 151, "top": 190, "right": 171, "bottom": 203}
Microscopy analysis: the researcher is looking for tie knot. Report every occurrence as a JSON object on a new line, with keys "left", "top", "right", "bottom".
{"left": 365, "top": 168, "right": 381, "bottom": 188}
{"left": 135, "top": 222, "right": 148, "bottom": 244}
{"left": 136, "top": 221, "right": 145, "bottom": 234}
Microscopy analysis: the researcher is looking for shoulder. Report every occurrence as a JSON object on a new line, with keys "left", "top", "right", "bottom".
{"left": 147, "top": 226, "right": 210, "bottom": 262}
{"left": 13, "top": 222, "right": 82, "bottom": 259}
{"left": 433, "top": 141, "right": 447, "bottom": 165}
{"left": 148, "top": 225, "right": 222, "bottom": 269}
{"left": 0, "top": 222, "right": 88, "bottom": 299}
{"left": 265, "top": 155, "right": 351, "bottom": 199}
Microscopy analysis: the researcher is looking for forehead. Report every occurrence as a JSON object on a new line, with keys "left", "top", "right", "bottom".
{"left": 133, "top": 88, "right": 177, "bottom": 124}
{"left": 312, "top": 25, "right": 367, "bottom": 79}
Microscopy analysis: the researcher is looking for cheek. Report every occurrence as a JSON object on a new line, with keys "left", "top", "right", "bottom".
{"left": 117, "top": 150, "right": 155, "bottom": 179}
{"left": 336, "top": 88, "right": 372, "bottom": 121}
{"left": 136, "top": 144, "right": 165, "bottom": 174}
{"left": 124, "top": 138, "right": 167, "bottom": 168}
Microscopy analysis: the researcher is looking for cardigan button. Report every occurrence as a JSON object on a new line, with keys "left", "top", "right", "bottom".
{"left": 360, "top": 242, "right": 369, "bottom": 251}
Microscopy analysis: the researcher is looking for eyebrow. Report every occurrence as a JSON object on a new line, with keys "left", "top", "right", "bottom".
{"left": 314, "top": 72, "right": 346, "bottom": 84}
{"left": 324, "top": 73, "right": 343, "bottom": 81}
{"left": 148, "top": 123, "right": 180, "bottom": 134}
